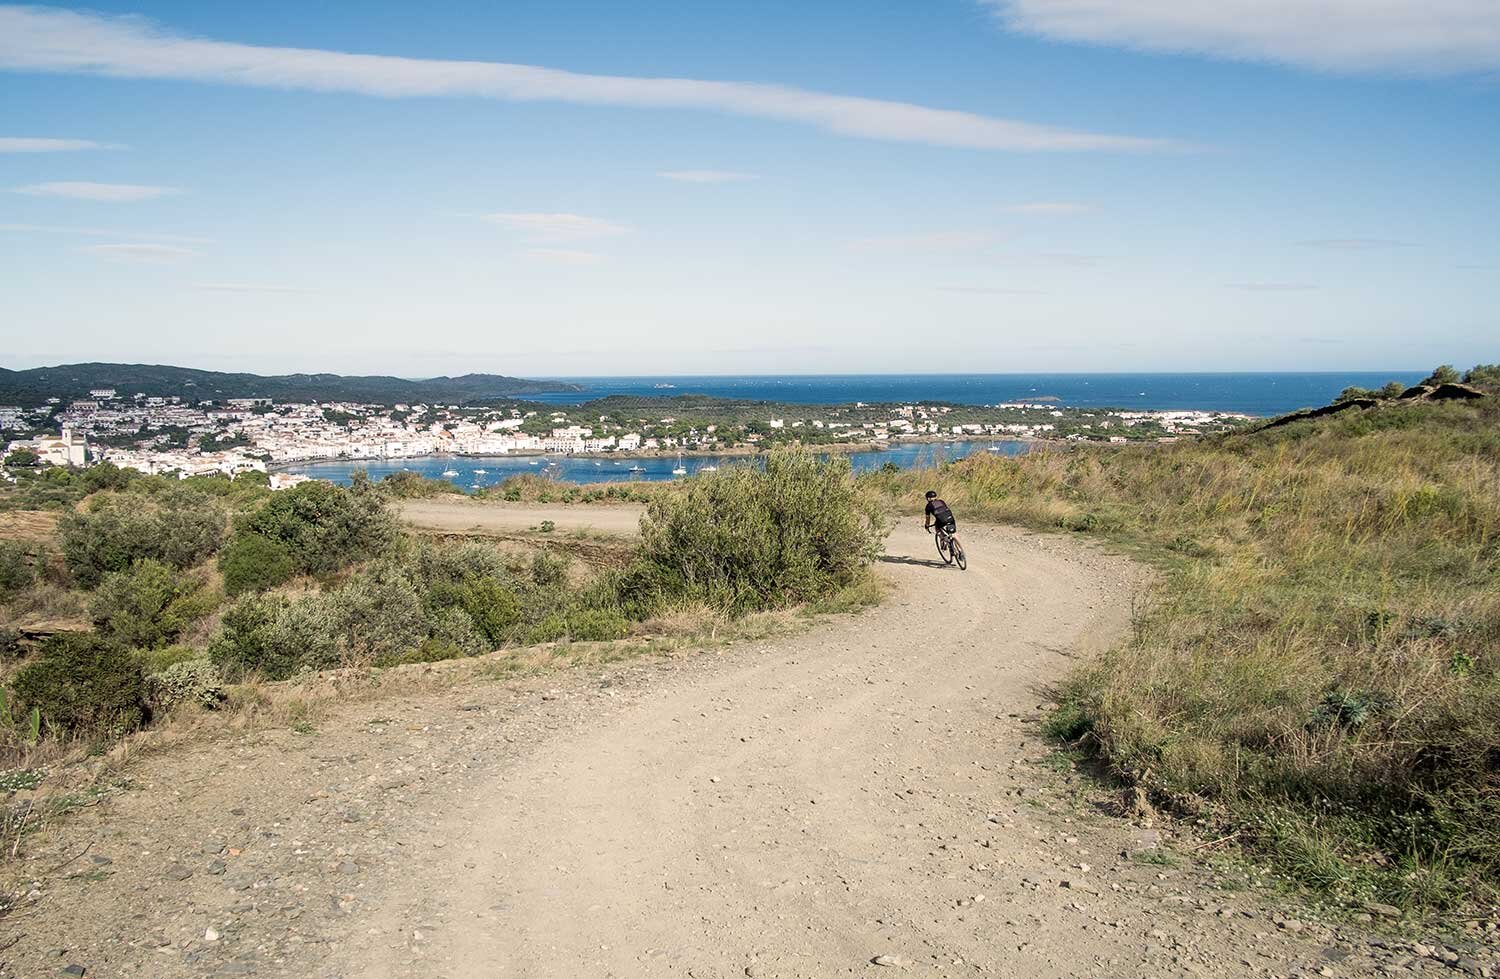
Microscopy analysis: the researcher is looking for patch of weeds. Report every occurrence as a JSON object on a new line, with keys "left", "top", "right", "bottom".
{"left": 1134, "top": 849, "right": 1179, "bottom": 867}
{"left": 1042, "top": 702, "right": 1093, "bottom": 743}
{"left": 0, "top": 769, "right": 43, "bottom": 793}
{"left": 538, "top": 520, "right": 555, "bottom": 534}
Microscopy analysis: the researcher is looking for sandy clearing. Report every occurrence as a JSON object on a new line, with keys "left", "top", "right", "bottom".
{"left": 396, "top": 499, "right": 646, "bottom": 537}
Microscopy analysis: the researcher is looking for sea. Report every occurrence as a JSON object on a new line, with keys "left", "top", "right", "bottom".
{"left": 529, "top": 372, "right": 1426, "bottom": 417}
{"left": 292, "top": 440, "right": 1019, "bottom": 489}
{"left": 289, "top": 371, "right": 1427, "bottom": 488}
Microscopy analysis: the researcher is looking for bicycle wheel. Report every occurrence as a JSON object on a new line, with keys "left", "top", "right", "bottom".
{"left": 935, "top": 532, "right": 954, "bottom": 564}
{"left": 951, "top": 539, "right": 967, "bottom": 571}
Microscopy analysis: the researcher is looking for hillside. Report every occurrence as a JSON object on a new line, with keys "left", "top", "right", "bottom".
{"left": 863, "top": 365, "right": 1499, "bottom": 913}
{"left": 0, "top": 363, "right": 581, "bottom": 405}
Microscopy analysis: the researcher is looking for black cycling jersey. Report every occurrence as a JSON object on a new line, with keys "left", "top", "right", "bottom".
{"left": 925, "top": 498, "right": 955, "bottom": 528}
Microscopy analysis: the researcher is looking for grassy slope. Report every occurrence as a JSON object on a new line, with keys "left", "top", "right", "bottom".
{"left": 862, "top": 396, "right": 1498, "bottom": 913}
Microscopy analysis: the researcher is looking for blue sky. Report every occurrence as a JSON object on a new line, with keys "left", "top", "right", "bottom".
{"left": 1, "top": 1, "right": 1496, "bottom": 376}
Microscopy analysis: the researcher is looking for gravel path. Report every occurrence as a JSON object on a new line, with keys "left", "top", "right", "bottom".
{"left": 4, "top": 519, "right": 1494, "bottom": 978}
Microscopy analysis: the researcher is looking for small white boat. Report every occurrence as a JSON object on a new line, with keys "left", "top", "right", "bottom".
{"left": 628, "top": 464, "right": 646, "bottom": 473}
{"left": 442, "top": 469, "right": 459, "bottom": 477}
{"left": 528, "top": 460, "right": 539, "bottom": 466}
{"left": 672, "top": 454, "right": 688, "bottom": 476}
{"left": 700, "top": 464, "right": 718, "bottom": 472}
{"left": 473, "top": 468, "right": 488, "bottom": 475}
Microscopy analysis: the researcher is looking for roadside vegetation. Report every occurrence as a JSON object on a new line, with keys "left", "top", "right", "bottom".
{"left": 862, "top": 365, "right": 1499, "bottom": 915}
{"left": 0, "top": 450, "right": 883, "bottom": 787}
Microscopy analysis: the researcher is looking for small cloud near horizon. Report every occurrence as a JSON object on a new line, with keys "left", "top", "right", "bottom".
{"left": 13, "top": 181, "right": 179, "bottom": 202}
{"left": 0, "top": 222, "right": 209, "bottom": 242}
{"left": 524, "top": 248, "right": 604, "bottom": 265}
{"left": 484, "top": 212, "right": 629, "bottom": 241}
{"left": 195, "top": 282, "right": 306, "bottom": 293}
{"left": 1226, "top": 281, "right": 1319, "bottom": 291}
{"left": 851, "top": 230, "right": 997, "bottom": 252}
{"left": 1297, "top": 238, "right": 1416, "bottom": 250}
{"left": 1002, "top": 201, "right": 1091, "bottom": 214}
{"left": 0, "top": 137, "right": 122, "bottom": 152}
{"left": 657, "top": 170, "right": 760, "bottom": 184}
{"left": 82, "top": 242, "right": 195, "bottom": 262}
{"left": 939, "top": 285, "right": 1049, "bottom": 295}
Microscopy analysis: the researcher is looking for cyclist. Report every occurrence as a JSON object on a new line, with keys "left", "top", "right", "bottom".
{"left": 923, "top": 490, "right": 962, "bottom": 552}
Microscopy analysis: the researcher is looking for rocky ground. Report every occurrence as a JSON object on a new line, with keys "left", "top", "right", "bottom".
{"left": 1, "top": 519, "right": 1495, "bottom": 978}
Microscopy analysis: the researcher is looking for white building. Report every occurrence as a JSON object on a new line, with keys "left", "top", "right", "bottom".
{"left": 6, "top": 426, "right": 87, "bottom": 467}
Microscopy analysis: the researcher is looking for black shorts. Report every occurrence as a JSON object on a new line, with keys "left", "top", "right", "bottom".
{"left": 938, "top": 519, "right": 956, "bottom": 534}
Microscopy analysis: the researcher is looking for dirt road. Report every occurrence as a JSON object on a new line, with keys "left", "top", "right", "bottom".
{"left": 5, "top": 519, "right": 1468, "bottom": 978}
{"left": 397, "top": 498, "right": 645, "bottom": 537}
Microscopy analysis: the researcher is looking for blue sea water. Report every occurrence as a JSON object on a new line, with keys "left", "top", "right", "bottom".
{"left": 292, "top": 440, "right": 1021, "bottom": 488}
{"left": 530, "top": 372, "right": 1427, "bottom": 417}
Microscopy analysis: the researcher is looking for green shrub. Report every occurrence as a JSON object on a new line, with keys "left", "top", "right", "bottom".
{"left": 146, "top": 658, "right": 226, "bottom": 713}
{"left": 218, "top": 533, "right": 296, "bottom": 596}
{"left": 329, "top": 574, "right": 429, "bottom": 664}
{"left": 209, "top": 594, "right": 311, "bottom": 680}
{"left": 238, "top": 480, "right": 396, "bottom": 575}
{"left": 425, "top": 606, "right": 485, "bottom": 656}
{"left": 0, "top": 539, "right": 34, "bottom": 595}
{"left": 9, "top": 632, "right": 146, "bottom": 737}
{"left": 90, "top": 559, "right": 214, "bottom": 648}
{"left": 136, "top": 643, "right": 201, "bottom": 674}
{"left": 527, "top": 613, "right": 567, "bottom": 644}
{"left": 530, "top": 551, "right": 568, "bottom": 589}
{"left": 566, "top": 607, "right": 629, "bottom": 642}
{"left": 635, "top": 449, "right": 886, "bottom": 615}
{"left": 60, "top": 487, "right": 226, "bottom": 587}
{"left": 453, "top": 577, "right": 522, "bottom": 644}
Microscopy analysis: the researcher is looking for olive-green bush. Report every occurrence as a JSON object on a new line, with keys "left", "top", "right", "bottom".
{"left": 9, "top": 632, "right": 146, "bottom": 737}
{"left": 218, "top": 533, "right": 296, "bottom": 596}
{"left": 0, "top": 539, "right": 34, "bottom": 596}
{"left": 90, "top": 559, "right": 216, "bottom": 648}
{"left": 635, "top": 450, "right": 886, "bottom": 614}
{"left": 237, "top": 480, "right": 396, "bottom": 575}
{"left": 60, "top": 487, "right": 226, "bottom": 587}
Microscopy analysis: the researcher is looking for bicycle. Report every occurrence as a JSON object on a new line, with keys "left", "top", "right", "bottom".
{"left": 932, "top": 525, "right": 967, "bottom": 571}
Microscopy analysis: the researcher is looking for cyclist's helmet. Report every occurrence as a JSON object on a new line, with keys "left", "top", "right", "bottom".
{"left": 925, "top": 490, "right": 937, "bottom": 499}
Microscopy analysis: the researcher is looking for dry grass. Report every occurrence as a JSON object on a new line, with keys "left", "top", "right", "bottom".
{"left": 864, "top": 396, "right": 1500, "bottom": 914}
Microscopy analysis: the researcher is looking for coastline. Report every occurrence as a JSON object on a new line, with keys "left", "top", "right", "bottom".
{"left": 266, "top": 435, "right": 1028, "bottom": 474}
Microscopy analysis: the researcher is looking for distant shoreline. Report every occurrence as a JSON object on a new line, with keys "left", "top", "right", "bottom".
{"left": 268, "top": 435, "right": 1030, "bottom": 475}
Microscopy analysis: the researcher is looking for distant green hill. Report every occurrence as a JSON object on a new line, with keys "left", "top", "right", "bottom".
{"left": 0, "top": 363, "right": 581, "bottom": 406}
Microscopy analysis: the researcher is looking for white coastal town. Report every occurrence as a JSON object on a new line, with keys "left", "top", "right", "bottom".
{"left": 2, "top": 388, "right": 1251, "bottom": 481}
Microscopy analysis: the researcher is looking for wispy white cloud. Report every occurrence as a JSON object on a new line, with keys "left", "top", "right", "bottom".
{"left": 0, "top": 136, "right": 120, "bottom": 152}
{"left": 0, "top": 6, "right": 1178, "bottom": 153}
{"left": 484, "top": 212, "right": 629, "bottom": 241}
{"left": 12, "top": 181, "right": 179, "bottom": 201}
{"left": 1226, "top": 281, "right": 1319, "bottom": 291}
{"left": 524, "top": 248, "right": 604, "bottom": 266}
{"left": 195, "top": 282, "right": 305, "bottom": 293}
{"left": 0, "top": 222, "right": 209, "bottom": 242}
{"left": 982, "top": 0, "right": 1500, "bottom": 75}
{"left": 81, "top": 242, "right": 194, "bottom": 262}
{"left": 851, "top": 230, "right": 997, "bottom": 253}
{"left": 657, "top": 170, "right": 760, "bottom": 184}
{"left": 1002, "top": 201, "right": 1091, "bottom": 214}
{"left": 1298, "top": 238, "right": 1416, "bottom": 250}
{"left": 939, "top": 285, "right": 1049, "bottom": 294}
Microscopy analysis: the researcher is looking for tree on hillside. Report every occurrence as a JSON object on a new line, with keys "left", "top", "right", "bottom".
{"left": 4, "top": 448, "right": 39, "bottom": 467}
{"left": 1463, "top": 364, "right": 1500, "bottom": 389}
{"left": 1422, "top": 365, "right": 1461, "bottom": 386}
